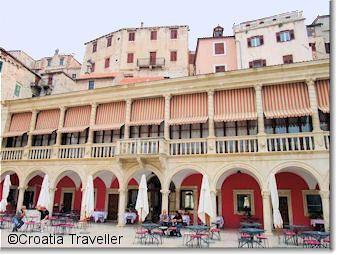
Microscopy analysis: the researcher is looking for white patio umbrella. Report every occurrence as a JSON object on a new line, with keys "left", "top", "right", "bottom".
{"left": 135, "top": 174, "right": 149, "bottom": 222}
{"left": 198, "top": 174, "right": 214, "bottom": 225}
{"left": 83, "top": 175, "right": 95, "bottom": 219}
{"left": 0, "top": 175, "right": 11, "bottom": 212}
{"left": 269, "top": 174, "right": 283, "bottom": 228}
{"left": 37, "top": 175, "right": 50, "bottom": 209}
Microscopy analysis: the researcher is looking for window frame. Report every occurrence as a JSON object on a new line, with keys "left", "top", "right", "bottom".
{"left": 283, "top": 54, "right": 293, "bottom": 64}
{"left": 104, "top": 57, "right": 110, "bottom": 68}
{"left": 150, "top": 30, "right": 157, "bottom": 40}
{"left": 214, "top": 65, "right": 226, "bottom": 73}
{"left": 213, "top": 42, "right": 226, "bottom": 55}
{"left": 14, "top": 82, "right": 21, "bottom": 97}
{"left": 302, "top": 190, "right": 323, "bottom": 217}
{"left": 88, "top": 80, "right": 95, "bottom": 90}
{"left": 92, "top": 42, "right": 97, "bottom": 53}
{"left": 233, "top": 189, "right": 255, "bottom": 215}
{"left": 170, "top": 29, "right": 178, "bottom": 39}
{"left": 170, "top": 51, "right": 177, "bottom": 62}
{"left": 127, "top": 53, "right": 134, "bottom": 64}
{"left": 107, "top": 36, "right": 112, "bottom": 47}
{"left": 128, "top": 32, "right": 135, "bottom": 41}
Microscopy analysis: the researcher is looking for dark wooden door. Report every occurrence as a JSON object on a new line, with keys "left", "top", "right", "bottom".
{"left": 107, "top": 194, "right": 119, "bottom": 221}
{"left": 150, "top": 52, "right": 156, "bottom": 65}
{"left": 23, "top": 190, "right": 34, "bottom": 209}
{"left": 63, "top": 192, "right": 73, "bottom": 212}
{"left": 279, "top": 196, "right": 290, "bottom": 225}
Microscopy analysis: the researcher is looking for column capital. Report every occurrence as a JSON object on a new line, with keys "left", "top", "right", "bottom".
{"left": 261, "top": 190, "right": 271, "bottom": 198}
{"left": 164, "top": 94, "right": 171, "bottom": 100}
{"left": 31, "top": 109, "right": 39, "bottom": 114}
{"left": 207, "top": 89, "right": 214, "bottom": 96}
{"left": 210, "top": 189, "right": 217, "bottom": 195}
{"left": 254, "top": 84, "right": 262, "bottom": 91}
{"left": 319, "top": 190, "right": 330, "bottom": 199}
{"left": 306, "top": 77, "right": 316, "bottom": 86}
{"left": 49, "top": 187, "right": 57, "bottom": 192}
{"left": 126, "top": 98, "right": 132, "bottom": 105}
{"left": 160, "top": 189, "right": 170, "bottom": 195}
{"left": 18, "top": 186, "right": 27, "bottom": 191}
{"left": 91, "top": 102, "right": 98, "bottom": 108}
{"left": 118, "top": 188, "right": 127, "bottom": 194}
{"left": 59, "top": 106, "right": 67, "bottom": 111}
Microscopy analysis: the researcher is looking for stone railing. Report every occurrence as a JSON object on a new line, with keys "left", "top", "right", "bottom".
{"left": 215, "top": 135, "right": 259, "bottom": 154}
{"left": 169, "top": 138, "right": 207, "bottom": 156}
{"left": 0, "top": 131, "right": 329, "bottom": 161}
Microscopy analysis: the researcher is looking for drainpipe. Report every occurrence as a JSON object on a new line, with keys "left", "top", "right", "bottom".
{"left": 235, "top": 39, "right": 243, "bottom": 69}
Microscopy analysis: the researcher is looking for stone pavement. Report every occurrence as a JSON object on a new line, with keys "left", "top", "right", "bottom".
{"left": 1, "top": 223, "right": 303, "bottom": 249}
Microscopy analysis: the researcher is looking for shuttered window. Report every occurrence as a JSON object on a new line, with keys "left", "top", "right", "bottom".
{"left": 92, "top": 42, "right": 97, "bottom": 52}
{"left": 214, "top": 43, "right": 225, "bottom": 54}
{"left": 283, "top": 55, "right": 293, "bottom": 64}
{"left": 150, "top": 31, "right": 157, "bottom": 40}
{"left": 107, "top": 36, "right": 112, "bottom": 47}
{"left": 129, "top": 32, "right": 135, "bottom": 41}
{"left": 247, "top": 36, "right": 264, "bottom": 47}
{"left": 105, "top": 58, "right": 110, "bottom": 68}
{"left": 249, "top": 59, "right": 266, "bottom": 68}
{"left": 170, "top": 51, "right": 177, "bottom": 61}
{"left": 276, "top": 30, "right": 295, "bottom": 42}
{"left": 127, "top": 53, "right": 134, "bottom": 63}
{"left": 170, "top": 29, "right": 178, "bottom": 39}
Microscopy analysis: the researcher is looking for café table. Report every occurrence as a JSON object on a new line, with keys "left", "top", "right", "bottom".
{"left": 0, "top": 212, "right": 6, "bottom": 229}
{"left": 301, "top": 231, "right": 330, "bottom": 247}
{"left": 284, "top": 225, "right": 309, "bottom": 245}
{"left": 185, "top": 225, "right": 209, "bottom": 247}
{"left": 239, "top": 228, "right": 266, "bottom": 248}
{"left": 141, "top": 223, "right": 161, "bottom": 245}
{"left": 240, "top": 222, "right": 262, "bottom": 228}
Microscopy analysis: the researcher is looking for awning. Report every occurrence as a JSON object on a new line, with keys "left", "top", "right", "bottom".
{"left": 33, "top": 109, "right": 60, "bottom": 135}
{"left": 262, "top": 82, "right": 312, "bottom": 119}
{"left": 169, "top": 92, "right": 208, "bottom": 125}
{"left": 59, "top": 126, "right": 89, "bottom": 133}
{"left": 3, "top": 112, "right": 32, "bottom": 137}
{"left": 214, "top": 87, "right": 257, "bottom": 122}
{"left": 95, "top": 101, "right": 126, "bottom": 129}
{"left": 62, "top": 105, "right": 91, "bottom": 133}
{"left": 91, "top": 123, "right": 124, "bottom": 131}
{"left": 30, "top": 128, "right": 57, "bottom": 135}
{"left": 315, "top": 79, "right": 329, "bottom": 113}
{"left": 129, "top": 97, "right": 164, "bottom": 126}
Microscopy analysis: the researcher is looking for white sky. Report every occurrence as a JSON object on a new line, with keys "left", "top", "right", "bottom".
{"left": 0, "top": 0, "right": 329, "bottom": 63}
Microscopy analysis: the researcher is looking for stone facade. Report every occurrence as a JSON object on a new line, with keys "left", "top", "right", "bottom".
{"left": 307, "top": 15, "right": 330, "bottom": 60}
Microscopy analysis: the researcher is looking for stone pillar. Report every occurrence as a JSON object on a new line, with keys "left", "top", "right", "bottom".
{"left": 193, "top": 189, "right": 198, "bottom": 224}
{"left": 255, "top": 84, "right": 267, "bottom": 152}
{"left": 16, "top": 186, "right": 26, "bottom": 211}
{"left": 48, "top": 188, "right": 57, "bottom": 215}
{"left": 117, "top": 188, "right": 127, "bottom": 226}
{"left": 55, "top": 106, "right": 66, "bottom": 146}
{"left": 87, "top": 103, "right": 97, "bottom": 144}
{"left": 320, "top": 190, "right": 330, "bottom": 231}
{"left": 161, "top": 189, "right": 170, "bottom": 213}
{"left": 0, "top": 111, "right": 12, "bottom": 146}
{"left": 164, "top": 94, "right": 171, "bottom": 140}
{"left": 210, "top": 190, "right": 217, "bottom": 220}
{"left": 124, "top": 99, "right": 132, "bottom": 139}
{"left": 306, "top": 78, "right": 325, "bottom": 150}
{"left": 216, "top": 189, "right": 222, "bottom": 216}
{"left": 175, "top": 188, "right": 180, "bottom": 211}
{"left": 27, "top": 110, "right": 38, "bottom": 147}
{"left": 262, "top": 190, "right": 273, "bottom": 235}
{"left": 207, "top": 90, "right": 216, "bottom": 154}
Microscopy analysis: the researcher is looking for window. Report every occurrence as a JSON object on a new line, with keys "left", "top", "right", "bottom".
{"left": 234, "top": 190, "right": 255, "bottom": 215}
{"left": 72, "top": 74, "right": 77, "bottom": 79}
{"left": 283, "top": 55, "right": 293, "bottom": 64}
{"left": 319, "top": 111, "right": 330, "bottom": 131}
{"left": 48, "top": 75, "right": 53, "bottom": 85}
{"left": 181, "top": 190, "right": 194, "bottom": 210}
{"left": 14, "top": 83, "right": 21, "bottom": 97}
{"left": 247, "top": 36, "right": 264, "bottom": 47}
{"left": 276, "top": 30, "right": 295, "bottom": 42}
{"left": 309, "top": 43, "right": 316, "bottom": 52}
{"left": 249, "top": 59, "right": 266, "bottom": 68}
{"left": 59, "top": 57, "right": 64, "bottom": 66}
{"left": 150, "top": 31, "right": 157, "bottom": 40}
{"left": 215, "top": 65, "right": 226, "bottom": 72}
{"left": 127, "top": 53, "right": 134, "bottom": 63}
{"left": 170, "top": 51, "right": 177, "bottom": 61}
{"left": 105, "top": 57, "right": 110, "bottom": 68}
{"left": 91, "top": 62, "right": 95, "bottom": 72}
{"left": 92, "top": 42, "right": 97, "bottom": 53}
{"left": 128, "top": 32, "right": 135, "bottom": 41}
{"left": 170, "top": 29, "right": 178, "bottom": 39}
{"left": 149, "top": 52, "right": 156, "bottom": 65}
{"left": 88, "top": 80, "right": 95, "bottom": 90}
{"left": 214, "top": 42, "right": 225, "bottom": 54}
{"left": 0, "top": 60, "right": 3, "bottom": 73}
{"left": 303, "top": 192, "right": 323, "bottom": 218}
{"left": 47, "top": 58, "right": 52, "bottom": 67}
{"left": 325, "top": 43, "right": 330, "bottom": 54}
{"left": 107, "top": 36, "right": 112, "bottom": 47}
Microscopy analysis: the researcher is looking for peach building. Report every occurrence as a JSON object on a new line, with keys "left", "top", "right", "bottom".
{"left": 195, "top": 26, "right": 238, "bottom": 75}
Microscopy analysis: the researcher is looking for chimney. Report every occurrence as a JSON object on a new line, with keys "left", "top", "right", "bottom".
{"left": 140, "top": 22, "right": 144, "bottom": 28}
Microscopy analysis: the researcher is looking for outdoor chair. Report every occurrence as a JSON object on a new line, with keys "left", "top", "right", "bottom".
{"left": 256, "top": 235, "right": 269, "bottom": 248}
{"left": 238, "top": 232, "right": 252, "bottom": 248}
{"left": 303, "top": 238, "right": 321, "bottom": 248}
{"left": 152, "top": 229, "right": 164, "bottom": 244}
{"left": 322, "top": 237, "right": 330, "bottom": 248}
{"left": 283, "top": 230, "right": 297, "bottom": 245}
{"left": 134, "top": 227, "right": 148, "bottom": 244}
{"left": 210, "top": 227, "right": 221, "bottom": 240}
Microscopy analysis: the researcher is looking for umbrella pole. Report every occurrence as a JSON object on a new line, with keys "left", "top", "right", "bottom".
{"left": 205, "top": 213, "right": 210, "bottom": 227}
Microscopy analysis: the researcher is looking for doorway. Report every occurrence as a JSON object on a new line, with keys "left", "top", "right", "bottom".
{"left": 107, "top": 193, "right": 119, "bottom": 222}
{"left": 23, "top": 190, "right": 35, "bottom": 209}
{"left": 279, "top": 196, "right": 290, "bottom": 226}
{"left": 62, "top": 192, "right": 73, "bottom": 212}
{"left": 147, "top": 176, "right": 161, "bottom": 222}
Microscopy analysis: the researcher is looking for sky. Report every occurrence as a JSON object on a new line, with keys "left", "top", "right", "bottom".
{"left": 0, "top": 0, "right": 330, "bottom": 63}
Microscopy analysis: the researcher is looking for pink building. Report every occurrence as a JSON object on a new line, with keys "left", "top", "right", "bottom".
{"left": 194, "top": 26, "right": 238, "bottom": 75}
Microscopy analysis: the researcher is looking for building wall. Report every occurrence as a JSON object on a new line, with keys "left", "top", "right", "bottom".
{"left": 8, "top": 50, "right": 36, "bottom": 69}
{"left": 234, "top": 12, "right": 313, "bottom": 69}
{"left": 195, "top": 37, "right": 238, "bottom": 75}
{"left": 81, "top": 26, "right": 189, "bottom": 78}
{"left": 307, "top": 16, "right": 330, "bottom": 60}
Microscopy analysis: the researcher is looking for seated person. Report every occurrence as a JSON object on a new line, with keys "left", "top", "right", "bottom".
{"left": 159, "top": 209, "right": 169, "bottom": 226}
{"left": 172, "top": 210, "right": 183, "bottom": 237}
{"left": 36, "top": 206, "right": 49, "bottom": 232}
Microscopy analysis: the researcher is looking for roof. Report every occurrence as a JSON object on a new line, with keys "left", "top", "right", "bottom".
{"left": 76, "top": 72, "right": 119, "bottom": 80}
{"left": 84, "top": 25, "right": 189, "bottom": 45}
{"left": 0, "top": 47, "right": 41, "bottom": 78}
{"left": 311, "top": 15, "right": 330, "bottom": 25}
{"left": 117, "top": 76, "right": 164, "bottom": 85}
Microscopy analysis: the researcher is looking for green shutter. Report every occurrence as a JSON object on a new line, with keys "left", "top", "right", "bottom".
{"left": 0, "top": 61, "right": 3, "bottom": 73}
{"left": 14, "top": 83, "right": 21, "bottom": 97}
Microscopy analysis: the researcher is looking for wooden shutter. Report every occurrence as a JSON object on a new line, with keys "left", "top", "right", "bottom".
{"left": 262, "top": 59, "right": 266, "bottom": 67}
{"left": 107, "top": 37, "right": 112, "bottom": 47}
{"left": 249, "top": 61, "right": 253, "bottom": 68}
{"left": 91, "top": 63, "right": 95, "bottom": 72}
{"left": 151, "top": 31, "right": 157, "bottom": 40}
{"left": 105, "top": 58, "right": 110, "bottom": 68}
{"left": 276, "top": 32, "right": 280, "bottom": 42}
{"left": 127, "top": 53, "right": 134, "bottom": 63}
{"left": 290, "top": 30, "right": 295, "bottom": 40}
{"left": 260, "top": 35, "right": 264, "bottom": 45}
{"left": 247, "top": 38, "right": 251, "bottom": 47}
{"left": 214, "top": 43, "right": 224, "bottom": 54}
{"left": 170, "top": 51, "right": 177, "bottom": 61}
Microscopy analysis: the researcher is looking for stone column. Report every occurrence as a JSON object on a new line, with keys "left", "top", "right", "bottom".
{"left": 207, "top": 90, "right": 216, "bottom": 154}
{"left": 27, "top": 110, "right": 38, "bottom": 147}
{"left": 262, "top": 190, "right": 273, "bottom": 235}
{"left": 175, "top": 188, "right": 180, "bottom": 211}
{"left": 320, "top": 190, "right": 330, "bottom": 231}
{"left": 124, "top": 99, "right": 132, "bottom": 139}
{"left": 161, "top": 189, "right": 170, "bottom": 213}
{"left": 87, "top": 103, "right": 97, "bottom": 144}
{"left": 55, "top": 106, "right": 66, "bottom": 146}
{"left": 117, "top": 188, "right": 127, "bottom": 226}
{"left": 217, "top": 189, "right": 222, "bottom": 216}
{"left": 164, "top": 94, "right": 171, "bottom": 140}
{"left": 16, "top": 186, "right": 26, "bottom": 211}
{"left": 255, "top": 84, "right": 267, "bottom": 152}
{"left": 0, "top": 110, "right": 12, "bottom": 146}
{"left": 48, "top": 187, "right": 57, "bottom": 215}
{"left": 306, "top": 78, "right": 325, "bottom": 150}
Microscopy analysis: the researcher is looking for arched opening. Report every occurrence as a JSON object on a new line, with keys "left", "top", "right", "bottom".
{"left": 92, "top": 170, "right": 120, "bottom": 223}
{"left": 24, "top": 173, "right": 44, "bottom": 209}
{"left": 0, "top": 171, "right": 19, "bottom": 213}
